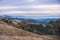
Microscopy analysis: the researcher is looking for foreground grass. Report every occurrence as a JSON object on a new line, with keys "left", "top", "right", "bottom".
{"left": 0, "top": 36, "right": 59, "bottom": 40}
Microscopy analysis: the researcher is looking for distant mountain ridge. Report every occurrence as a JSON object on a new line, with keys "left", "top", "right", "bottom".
{"left": 0, "top": 15, "right": 59, "bottom": 24}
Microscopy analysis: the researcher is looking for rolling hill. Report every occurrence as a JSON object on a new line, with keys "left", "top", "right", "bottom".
{"left": 0, "top": 15, "right": 60, "bottom": 40}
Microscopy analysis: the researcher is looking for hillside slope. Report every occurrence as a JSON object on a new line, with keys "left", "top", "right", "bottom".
{"left": 0, "top": 17, "right": 60, "bottom": 40}
{"left": 0, "top": 23, "right": 39, "bottom": 36}
{"left": 0, "top": 23, "right": 59, "bottom": 40}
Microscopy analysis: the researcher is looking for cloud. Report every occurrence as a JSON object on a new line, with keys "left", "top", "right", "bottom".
{"left": 0, "top": 4, "right": 60, "bottom": 16}
{"left": 27, "top": 5, "right": 60, "bottom": 11}
{"left": 0, "top": 0, "right": 60, "bottom": 6}
{"left": 0, "top": 5, "right": 60, "bottom": 10}
{"left": 1, "top": 11, "right": 60, "bottom": 14}
{"left": 0, "top": 6, "right": 18, "bottom": 9}
{"left": 24, "top": 0, "right": 36, "bottom": 2}
{"left": 28, "top": 5, "right": 59, "bottom": 8}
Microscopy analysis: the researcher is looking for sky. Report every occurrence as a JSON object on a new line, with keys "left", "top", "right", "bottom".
{"left": 0, "top": 0, "right": 60, "bottom": 18}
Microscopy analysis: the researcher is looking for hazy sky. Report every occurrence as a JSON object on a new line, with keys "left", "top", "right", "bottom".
{"left": 0, "top": 0, "right": 60, "bottom": 18}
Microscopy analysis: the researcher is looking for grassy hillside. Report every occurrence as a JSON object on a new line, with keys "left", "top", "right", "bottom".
{"left": 0, "top": 17, "right": 60, "bottom": 40}
{"left": 0, "top": 23, "right": 39, "bottom": 36}
{"left": 0, "top": 16, "right": 60, "bottom": 35}
{"left": 0, "top": 23, "right": 59, "bottom": 40}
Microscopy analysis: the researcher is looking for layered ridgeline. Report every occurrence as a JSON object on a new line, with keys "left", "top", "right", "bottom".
{"left": 0, "top": 15, "right": 60, "bottom": 36}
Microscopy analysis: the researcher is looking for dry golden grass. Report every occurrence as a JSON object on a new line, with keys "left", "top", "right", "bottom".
{"left": 0, "top": 22, "right": 60, "bottom": 40}
{"left": 0, "top": 36, "right": 59, "bottom": 40}
{"left": 0, "top": 23, "right": 39, "bottom": 36}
